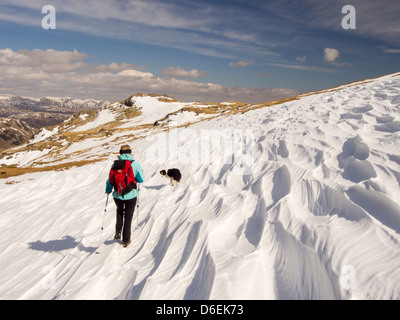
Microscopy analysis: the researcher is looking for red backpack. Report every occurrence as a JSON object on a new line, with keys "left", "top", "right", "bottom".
{"left": 109, "top": 160, "right": 137, "bottom": 195}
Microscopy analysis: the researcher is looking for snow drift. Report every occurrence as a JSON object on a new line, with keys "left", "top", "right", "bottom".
{"left": 1, "top": 73, "right": 400, "bottom": 300}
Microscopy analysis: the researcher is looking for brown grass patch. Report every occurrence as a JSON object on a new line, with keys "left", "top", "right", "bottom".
{"left": 0, "top": 159, "right": 103, "bottom": 179}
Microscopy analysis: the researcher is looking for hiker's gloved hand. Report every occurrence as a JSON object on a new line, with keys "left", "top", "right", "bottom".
{"left": 105, "top": 184, "right": 113, "bottom": 194}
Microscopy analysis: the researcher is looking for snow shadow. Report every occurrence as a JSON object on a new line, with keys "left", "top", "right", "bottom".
{"left": 183, "top": 251, "right": 216, "bottom": 300}
{"left": 346, "top": 186, "right": 400, "bottom": 234}
{"left": 266, "top": 165, "right": 291, "bottom": 211}
{"left": 143, "top": 185, "right": 165, "bottom": 190}
{"left": 337, "top": 136, "right": 377, "bottom": 183}
{"left": 124, "top": 224, "right": 174, "bottom": 299}
{"left": 28, "top": 235, "right": 96, "bottom": 253}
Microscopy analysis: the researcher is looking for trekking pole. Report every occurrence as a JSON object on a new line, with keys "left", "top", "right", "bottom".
{"left": 96, "top": 193, "right": 109, "bottom": 254}
{"left": 136, "top": 184, "right": 140, "bottom": 229}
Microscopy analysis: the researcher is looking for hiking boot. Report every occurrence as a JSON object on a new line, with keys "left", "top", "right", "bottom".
{"left": 123, "top": 241, "right": 131, "bottom": 248}
{"left": 114, "top": 231, "right": 121, "bottom": 240}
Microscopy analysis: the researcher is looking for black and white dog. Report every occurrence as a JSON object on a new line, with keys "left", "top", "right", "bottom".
{"left": 160, "top": 169, "right": 182, "bottom": 186}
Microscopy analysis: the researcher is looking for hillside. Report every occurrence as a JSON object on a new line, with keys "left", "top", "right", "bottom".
{"left": 0, "top": 118, "right": 38, "bottom": 150}
{"left": 0, "top": 73, "right": 399, "bottom": 300}
{"left": 0, "top": 93, "right": 252, "bottom": 176}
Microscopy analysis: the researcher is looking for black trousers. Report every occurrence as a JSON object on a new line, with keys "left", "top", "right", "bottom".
{"left": 114, "top": 197, "right": 137, "bottom": 243}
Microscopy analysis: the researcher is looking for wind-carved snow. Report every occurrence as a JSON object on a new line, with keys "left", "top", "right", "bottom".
{"left": 0, "top": 73, "right": 400, "bottom": 300}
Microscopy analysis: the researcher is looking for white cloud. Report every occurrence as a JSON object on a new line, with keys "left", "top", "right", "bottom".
{"left": 0, "top": 48, "right": 299, "bottom": 103}
{"left": 229, "top": 61, "right": 254, "bottom": 68}
{"left": 323, "top": 48, "right": 340, "bottom": 63}
{"left": 0, "top": 48, "right": 87, "bottom": 71}
{"left": 117, "top": 69, "right": 154, "bottom": 78}
{"left": 162, "top": 66, "right": 206, "bottom": 79}
{"left": 323, "top": 48, "right": 350, "bottom": 67}
{"left": 87, "top": 62, "right": 139, "bottom": 73}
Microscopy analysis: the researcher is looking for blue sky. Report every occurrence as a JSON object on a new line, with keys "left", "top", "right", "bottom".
{"left": 0, "top": 0, "right": 399, "bottom": 102}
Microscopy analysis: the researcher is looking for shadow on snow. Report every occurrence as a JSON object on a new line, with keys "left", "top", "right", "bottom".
{"left": 28, "top": 235, "right": 96, "bottom": 253}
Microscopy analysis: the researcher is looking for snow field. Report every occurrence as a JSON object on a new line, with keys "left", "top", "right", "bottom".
{"left": 0, "top": 73, "right": 400, "bottom": 299}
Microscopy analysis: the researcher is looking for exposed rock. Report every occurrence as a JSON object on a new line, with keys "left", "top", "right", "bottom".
{"left": 0, "top": 118, "right": 39, "bottom": 150}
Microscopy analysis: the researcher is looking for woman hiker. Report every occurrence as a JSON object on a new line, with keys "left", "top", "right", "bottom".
{"left": 105, "top": 144, "right": 144, "bottom": 247}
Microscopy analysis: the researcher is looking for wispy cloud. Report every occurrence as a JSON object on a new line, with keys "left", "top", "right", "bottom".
{"left": 296, "top": 56, "right": 307, "bottom": 64}
{"left": 269, "top": 63, "right": 335, "bottom": 73}
{"left": 255, "top": 72, "right": 274, "bottom": 77}
{"left": 0, "top": 1, "right": 303, "bottom": 66}
{"left": 0, "top": 0, "right": 271, "bottom": 61}
{"left": 229, "top": 61, "right": 254, "bottom": 68}
{"left": 0, "top": 0, "right": 203, "bottom": 29}
{"left": 1, "top": 1, "right": 400, "bottom": 61}
{"left": 262, "top": 0, "right": 400, "bottom": 46}
{"left": 383, "top": 48, "right": 400, "bottom": 54}
{"left": 1, "top": 0, "right": 398, "bottom": 71}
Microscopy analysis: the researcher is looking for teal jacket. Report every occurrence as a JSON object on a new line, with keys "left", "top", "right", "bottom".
{"left": 106, "top": 154, "right": 144, "bottom": 200}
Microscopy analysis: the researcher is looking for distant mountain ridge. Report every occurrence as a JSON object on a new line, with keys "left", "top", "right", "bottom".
{"left": 0, "top": 94, "right": 109, "bottom": 150}
{"left": 0, "top": 94, "right": 109, "bottom": 128}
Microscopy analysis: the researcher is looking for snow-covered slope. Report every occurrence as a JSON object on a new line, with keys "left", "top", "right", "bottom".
{"left": 0, "top": 73, "right": 400, "bottom": 300}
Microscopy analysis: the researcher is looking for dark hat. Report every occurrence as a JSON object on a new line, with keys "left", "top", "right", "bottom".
{"left": 120, "top": 144, "right": 132, "bottom": 154}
